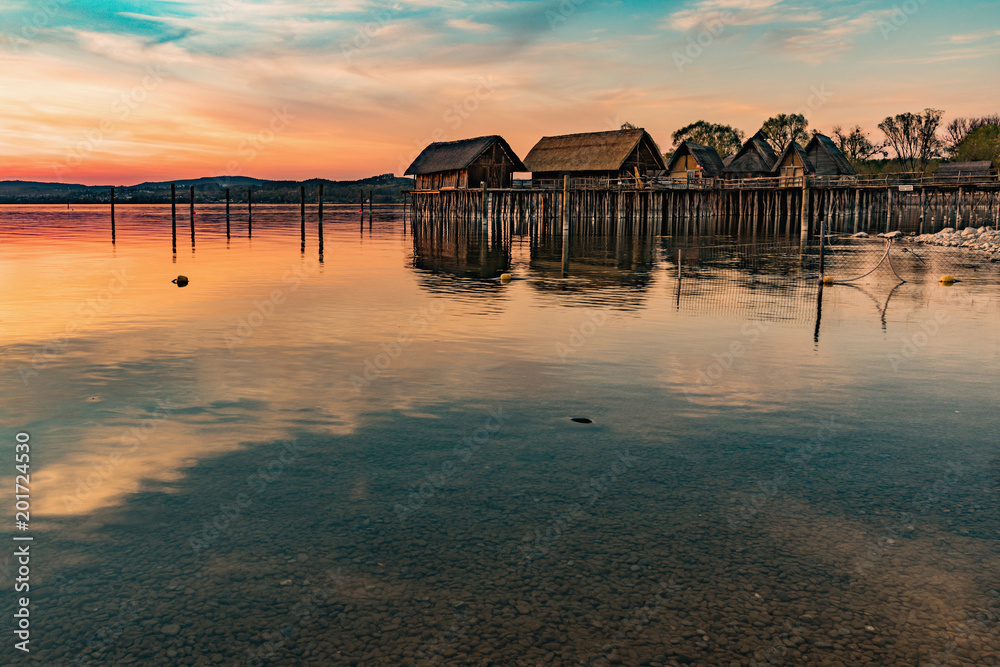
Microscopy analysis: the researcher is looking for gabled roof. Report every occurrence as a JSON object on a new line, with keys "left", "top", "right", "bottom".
{"left": 936, "top": 161, "right": 992, "bottom": 177}
{"left": 523, "top": 129, "right": 665, "bottom": 173}
{"left": 405, "top": 135, "right": 525, "bottom": 176}
{"left": 772, "top": 141, "right": 815, "bottom": 175}
{"left": 722, "top": 130, "right": 777, "bottom": 175}
{"left": 804, "top": 133, "right": 857, "bottom": 176}
{"left": 666, "top": 141, "right": 725, "bottom": 178}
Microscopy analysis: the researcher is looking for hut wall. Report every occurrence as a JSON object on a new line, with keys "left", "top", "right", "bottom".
{"left": 415, "top": 170, "right": 468, "bottom": 190}
{"left": 808, "top": 148, "right": 840, "bottom": 176}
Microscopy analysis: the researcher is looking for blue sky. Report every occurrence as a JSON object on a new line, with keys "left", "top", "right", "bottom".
{"left": 1, "top": 0, "right": 997, "bottom": 183}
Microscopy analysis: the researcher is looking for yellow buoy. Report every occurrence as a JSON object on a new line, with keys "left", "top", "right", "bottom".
{"left": 173, "top": 275, "right": 189, "bottom": 286}
{"left": 821, "top": 276, "right": 836, "bottom": 285}
{"left": 939, "top": 274, "right": 955, "bottom": 284}
{"left": 500, "top": 273, "right": 512, "bottom": 283}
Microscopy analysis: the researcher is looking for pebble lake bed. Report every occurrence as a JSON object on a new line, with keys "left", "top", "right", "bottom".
{"left": 2, "top": 204, "right": 1000, "bottom": 666}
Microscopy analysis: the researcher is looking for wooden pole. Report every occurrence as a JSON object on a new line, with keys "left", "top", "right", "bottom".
{"left": 561, "top": 175, "right": 569, "bottom": 233}
{"left": 300, "top": 185, "right": 306, "bottom": 249}
{"left": 318, "top": 183, "right": 324, "bottom": 253}
{"left": 189, "top": 185, "right": 195, "bottom": 245}
{"left": 110, "top": 186, "right": 115, "bottom": 243}
{"left": 799, "top": 175, "right": 809, "bottom": 252}
{"left": 225, "top": 188, "right": 231, "bottom": 239}
{"left": 171, "top": 183, "right": 176, "bottom": 251}
{"left": 248, "top": 187, "right": 253, "bottom": 237}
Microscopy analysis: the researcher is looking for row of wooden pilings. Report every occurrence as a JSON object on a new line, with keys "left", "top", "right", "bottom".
{"left": 106, "top": 185, "right": 377, "bottom": 250}
{"left": 409, "top": 178, "right": 1000, "bottom": 241}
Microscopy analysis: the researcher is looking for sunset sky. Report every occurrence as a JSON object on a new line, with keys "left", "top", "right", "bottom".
{"left": 1, "top": 0, "right": 997, "bottom": 185}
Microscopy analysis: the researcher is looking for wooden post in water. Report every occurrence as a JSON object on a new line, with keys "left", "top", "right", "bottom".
{"left": 300, "top": 185, "right": 306, "bottom": 249}
{"left": 818, "top": 218, "right": 825, "bottom": 276}
{"left": 110, "top": 186, "right": 116, "bottom": 243}
{"left": 248, "top": 187, "right": 253, "bottom": 237}
{"left": 225, "top": 188, "right": 231, "bottom": 239}
{"left": 171, "top": 184, "right": 176, "bottom": 251}
{"left": 318, "top": 183, "right": 324, "bottom": 253}
{"left": 799, "top": 175, "right": 810, "bottom": 252}
{"left": 189, "top": 185, "right": 195, "bottom": 245}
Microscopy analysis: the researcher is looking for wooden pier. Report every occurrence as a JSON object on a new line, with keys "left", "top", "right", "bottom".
{"left": 409, "top": 174, "right": 1000, "bottom": 239}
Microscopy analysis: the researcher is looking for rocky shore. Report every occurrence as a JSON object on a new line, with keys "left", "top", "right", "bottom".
{"left": 905, "top": 226, "right": 1000, "bottom": 260}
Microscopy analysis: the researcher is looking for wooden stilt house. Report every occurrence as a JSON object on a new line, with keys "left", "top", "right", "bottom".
{"left": 804, "top": 134, "right": 857, "bottom": 178}
{"left": 523, "top": 128, "right": 666, "bottom": 187}
{"left": 772, "top": 141, "right": 814, "bottom": 185}
{"left": 665, "top": 142, "right": 725, "bottom": 182}
{"left": 934, "top": 161, "right": 992, "bottom": 182}
{"left": 405, "top": 135, "right": 525, "bottom": 191}
{"left": 721, "top": 130, "right": 778, "bottom": 180}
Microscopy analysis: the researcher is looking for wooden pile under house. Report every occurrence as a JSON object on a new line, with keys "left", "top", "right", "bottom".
{"left": 523, "top": 128, "right": 666, "bottom": 186}
{"left": 665, "top": 141, "right": 725, "bottom": 181}
{"left": 405, "top": 135, "right": 526, "bottom": 191}
{"left": 935, "top": 160, "right": 993, "bottom": 181}
{"left": 772, "top": 141, "right": 815, "bottom": 185}
{"left": 804, "top": 134, "right": 857, "bottom": 178}
{"left": 721, "top": 130, "right": 777, "bottom": 180}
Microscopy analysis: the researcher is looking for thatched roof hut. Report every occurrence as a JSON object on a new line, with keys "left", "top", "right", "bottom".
{"left": 665, "top": 141, "right": 725, "bottom": 180}
{"left": 405, "top": 135, "right": 525, "bottom": 191}
{"left": 935, "top": 161, "right": 992, "bottom": 181}
{"left": 721, "top": 130, "right": 777, "bottom": 179}
{"left": 772, "top": 141, "right": 814, "bottom": 184}
{"left": 804, "top": 134, "right": 856, "bottom": 177}
{"left": 524, "top": 129, "right": 665, "bottom": 184}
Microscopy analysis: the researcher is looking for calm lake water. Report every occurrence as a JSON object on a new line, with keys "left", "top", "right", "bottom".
{"left": 1, "top": 204, "right": 999, "bottom": 666}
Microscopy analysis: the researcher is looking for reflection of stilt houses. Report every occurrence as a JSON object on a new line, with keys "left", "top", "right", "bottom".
{"left": 405, "top": 135, "right": 526, "bottom": 191}
{"left": 721, "top": 130, "right": 778, "bottom": 180}
{"left": 524, "top": 128, "right": 666, "bottom": 187}
{"left": 772, "top": 142, "right": 814, "bottom": 186}
{"left": 804, "top": 134, "right": 857, "bottom": 178}
{"left": 665, "top": 142, "right": 725, "bottom": 182}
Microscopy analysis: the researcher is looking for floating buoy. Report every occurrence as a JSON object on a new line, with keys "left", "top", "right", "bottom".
{"left": 172, "top": 275, "right": 189, "bottom": 286}
{"left": 570, "top": 417, "right": 593, "bottom": 424}
{"left": 821, "top": 276, "right": 836, "bottom": 285}
{"left": 939, "top": 274, "right": 955, "bottom": 284}
{"left": 500, "top": 273, "right": 512, "bottom": 283}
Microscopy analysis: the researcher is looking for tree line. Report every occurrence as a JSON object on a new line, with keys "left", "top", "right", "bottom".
{"left": 659, "top": 111, "right": 1000, "bottom": 174}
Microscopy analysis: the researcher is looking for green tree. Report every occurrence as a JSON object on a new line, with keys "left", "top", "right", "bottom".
{"left": 944, "top": 116, "right": 1000, "bottom": 156}
{"left": 671, "top": 121, "right": 744, "bottom": 158}
{"left": 878, "top": 108, "right": 944, "bottom": 172}
{"left": 831, "top": 125, "right": 886, "bottom": 166}
{"left": 950, "top": 125, "right": 1000, "bottom": 167}
{"left": 761, "top": 113, "right": 809, "bottom": 147}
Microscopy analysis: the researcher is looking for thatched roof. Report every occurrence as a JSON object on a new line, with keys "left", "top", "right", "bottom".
{"left": 405, "top": 135, "right": 525, "bottom": 175}
{"left": 523, "top": 129, "right": 664, "bottom": 173}
{"left": 936, "top": 161, "right": 992, "bottom": 177}
{"left": 772, "top": 141, "right": 814, "bottom": 175}
{"left": 666, "top": 141, "right": 725, "bottom": 178}
{"left": 804, "top": 134, "right": 856, "bottom": 176}
{"left": 722, "top": 130, "right": 777, "bottom": 176}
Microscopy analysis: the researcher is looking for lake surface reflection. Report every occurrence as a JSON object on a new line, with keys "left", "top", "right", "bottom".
{"left": 1, "top": 204, "right": 998, "bottom": 666}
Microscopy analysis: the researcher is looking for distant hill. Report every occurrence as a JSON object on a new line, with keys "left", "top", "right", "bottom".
{"left": 0, "top": 174, "right": 414, "bottom": 204}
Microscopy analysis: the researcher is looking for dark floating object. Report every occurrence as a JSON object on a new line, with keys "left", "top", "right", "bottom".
{"left": 570, "top": 417, "right": 593, "bottom": 424}
{"left": 172, "top": 275, "right": 189, "bottom": 287}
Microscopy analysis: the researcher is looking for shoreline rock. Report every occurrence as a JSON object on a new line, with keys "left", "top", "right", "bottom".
{"left": 906, "top": 226, "right": 1000, "bottom": 260}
